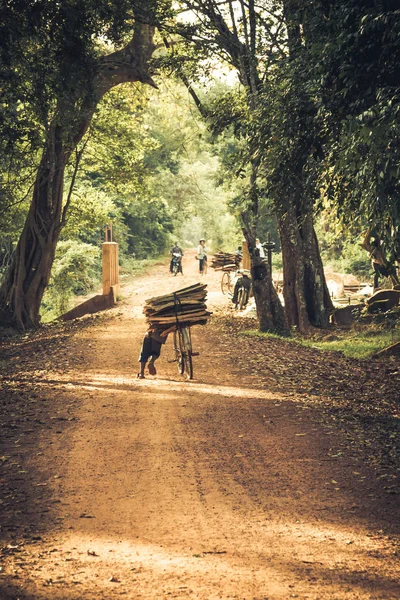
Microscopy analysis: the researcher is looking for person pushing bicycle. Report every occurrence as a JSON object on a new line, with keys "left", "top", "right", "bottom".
{"left": 137, "top": 328, "right": 168, "bottom": 378}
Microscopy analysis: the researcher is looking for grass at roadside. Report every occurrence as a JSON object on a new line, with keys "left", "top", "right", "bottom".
{"left": 240, "top": 327, "right": 399, "bottom": 359}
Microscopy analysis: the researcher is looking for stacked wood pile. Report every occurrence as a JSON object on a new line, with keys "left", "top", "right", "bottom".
{"left": 211, "top": 251, "right": 241, "bottom": 271}
{"left": 143, "top": 283, "right": 211, "bottom": 336}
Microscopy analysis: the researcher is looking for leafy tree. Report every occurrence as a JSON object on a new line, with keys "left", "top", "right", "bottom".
{"left": 0, "top": 1, "right": 168, "bottom": 329}
{"left": 303, "top": 0, "right": 400, "bottom": 278}
{"left": 78, "top": 80, "right": 237, "bottom": 257}
{"left": 169, "top": 0, "right": 334, "bottom": 332}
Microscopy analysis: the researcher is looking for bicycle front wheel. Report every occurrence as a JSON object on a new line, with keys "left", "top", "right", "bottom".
{"left": 173, "top": 329, "right": 185, "bottom": 374}
{"left": 237, "top": 287, "right": 247, "bottom": 310}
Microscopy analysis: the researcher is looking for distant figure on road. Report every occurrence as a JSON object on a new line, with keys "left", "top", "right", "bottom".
{"left": 255, "top": 238, "right": 265, "bottom": 258}
{"left": 169, "top": 242, "right": 183, "bottom": 274}
{"left": 137, "top": 329, "right": 168, "bottom": 378}
{"left": 197, "top": 239, "right": 207, "bottom": 274}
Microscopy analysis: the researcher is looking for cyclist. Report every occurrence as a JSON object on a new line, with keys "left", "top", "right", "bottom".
{"left": 169, "top": 242, "right": 183, "bottom": 274}
{"left": 197, "top": 239, "right": 207, "bottom": 274}
{"left": 137, "top": 328, "right": 168, "bottom": 378}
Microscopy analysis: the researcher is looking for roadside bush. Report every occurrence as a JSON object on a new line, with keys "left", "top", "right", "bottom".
{"left": 41, "top": 241, "right": 101, "bottom": 321}
{"left": 321, "top": 239, "right": 371, "bottom": 280}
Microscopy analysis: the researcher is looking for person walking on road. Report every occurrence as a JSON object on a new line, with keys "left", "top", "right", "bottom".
{"left": 197, "top": 239, "right": 207, "bottom": 275}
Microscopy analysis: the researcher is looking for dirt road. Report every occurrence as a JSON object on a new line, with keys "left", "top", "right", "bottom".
{"left": 1, "top": 252, "right": 399, "bottom": 599}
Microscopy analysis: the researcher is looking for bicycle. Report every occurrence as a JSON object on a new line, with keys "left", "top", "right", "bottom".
{"left": 221, "top": 270, "right": 235, "bottom": 295}
{"left": 173, "top": 325, "right": 198, "bottom": 379}
{"left": 236, "top": 286, "right": 249, "bottom": 310}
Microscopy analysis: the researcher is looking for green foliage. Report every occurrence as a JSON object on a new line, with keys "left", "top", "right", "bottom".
{"left": 315, "top": 210, "right": 371, "bottom": 278}
{"left": 0, "top": 0, "right": 173, "bottom": 252}
{"left": 41, "top": 240, "right": 100, "bottom": 321}
{"left": 121, "top": 198, "right": 173, "bottom": 259}
{"left": 61, "top": 182, "right": 117, "bottom": 245}
{"left": 77, "top": 80, "right": 239, "bottom": 257}
{"left": 240, "top": 325, "right": 399, "bottom": 359}
{"left": 39, "top": 75, "right": 241, "bottom": 315}
{"left": 307, "top": 0, "right": 400, "bottom": 262}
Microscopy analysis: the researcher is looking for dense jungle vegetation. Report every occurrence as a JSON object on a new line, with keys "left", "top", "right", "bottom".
{"left": 0, "top": 0, "right": 399, "bottom": 330}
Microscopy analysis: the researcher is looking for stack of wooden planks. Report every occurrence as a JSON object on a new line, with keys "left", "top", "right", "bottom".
{"left": 211, "top": 251, "right": 241, "bottom": 271}
{"left": 143, "top": 283, "right": 211, "bottom": 336}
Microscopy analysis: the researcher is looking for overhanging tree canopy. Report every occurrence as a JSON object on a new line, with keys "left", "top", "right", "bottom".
{"left": 0, "top": 0, "right": 169, "bottom": 329}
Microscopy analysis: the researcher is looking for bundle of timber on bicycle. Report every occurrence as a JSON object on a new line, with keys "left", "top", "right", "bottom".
{"left": 143, "top": 283, "right": 211, "bottom": 335}
{"left": 211, "top": 251, "right": 241, "bottom": 270}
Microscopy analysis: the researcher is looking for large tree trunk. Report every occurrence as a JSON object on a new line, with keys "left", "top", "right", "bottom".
{"left": 0, "top": 24, "right": 156, "bottom": 329}
{"left": 279, "top": 206, "right": 333, "bottom": 333}
{"left": 0, "top": 124, "right": 69, "bottom": 328}
{"left": 250, "top": 250, "right": 287, "bottom": 334}
{"left": 241, "top": 201, "right": 287, "bottom": 335}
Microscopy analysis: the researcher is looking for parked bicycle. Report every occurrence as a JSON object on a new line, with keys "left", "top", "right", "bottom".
{"left": 231, "top": 270, "right": 252, "bottom": 310}
{"left": 235, "top": 285, "right": 250, "bottom": 310}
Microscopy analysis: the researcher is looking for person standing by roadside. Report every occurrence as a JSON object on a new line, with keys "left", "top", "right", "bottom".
{"left": 255, "top": 238, "right": 265, "bottom": 258}
{"left": 197, "top": 239, "right": 207, "bottom": 274}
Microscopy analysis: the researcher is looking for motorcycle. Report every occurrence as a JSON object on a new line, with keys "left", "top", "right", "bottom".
{"left": 171, "top": 252, "right": 183, "bottom": 276}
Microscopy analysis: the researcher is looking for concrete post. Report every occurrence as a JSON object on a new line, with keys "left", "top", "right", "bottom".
{"left": 242, "top": 240, "right": 251, "bottom": 270}
{"left": 102, "top": 242, "right": 119, "bottom": 300}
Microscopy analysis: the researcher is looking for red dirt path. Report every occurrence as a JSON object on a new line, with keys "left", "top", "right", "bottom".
{"left": 0, "top": 251, "right": 399, "bottom": 599}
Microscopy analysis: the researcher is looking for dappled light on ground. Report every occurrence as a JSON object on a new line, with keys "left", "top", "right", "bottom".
{"left": 4, "top": 514, "right": 398, "bottom": 599}
{"left": 25, "top": 370, "right": 284, "bottom": 401}
{"left": 1, "top": 256, "right": 399, "bottom": 599}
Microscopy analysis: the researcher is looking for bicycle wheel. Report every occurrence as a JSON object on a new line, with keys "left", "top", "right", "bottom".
{"left": 202, "top": 259, "right": 208, "bottom": 275}
{"left": 221, "top": 272, "right": 230, "bottom": 295}
{"left": 237, "top": 287, "right": 247, "bottom": 310}
{"left": 173, "top": 329, "right": 185, "bottom": 374}
{"left": 181, "top": 327, "right": 193, "bottom": 379}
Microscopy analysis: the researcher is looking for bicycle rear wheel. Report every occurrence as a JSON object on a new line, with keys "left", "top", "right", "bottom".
{"left": 221, "top": 272, "right": 230, "bottom": 295}
{"left": 173, "top": 329, "right": 185, "bottom": 374}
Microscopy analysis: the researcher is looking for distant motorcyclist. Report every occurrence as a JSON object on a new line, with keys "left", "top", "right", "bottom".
{"left": 169, "top": 242, "right": 183, "bottom": 274}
